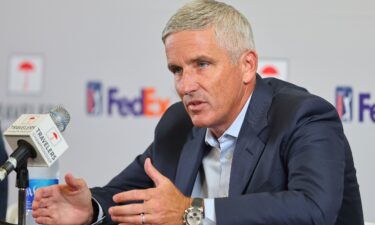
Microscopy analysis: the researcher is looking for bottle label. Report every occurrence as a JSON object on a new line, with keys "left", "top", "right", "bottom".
{"left": 26, "top": 179, "right": 58, "bottom": 210}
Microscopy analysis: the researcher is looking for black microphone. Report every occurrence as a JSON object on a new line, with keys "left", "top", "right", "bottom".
{"left": 0, "top": 106, "right": 70, "bottom": 182}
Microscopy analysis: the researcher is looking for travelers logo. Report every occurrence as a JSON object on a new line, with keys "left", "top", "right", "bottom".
{"left": 258, "top": 59, "right": 288, "bottom": 81}
{"left": 47, "top": 128, "right": 61, "bottom": 146}
{"left": 22, "top": 115, "right": 40, "bottom": 124}
{"left": 9, "top": 55, "right": 44, "bottom": 94}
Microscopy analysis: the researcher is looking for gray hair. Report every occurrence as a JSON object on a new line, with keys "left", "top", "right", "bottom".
{"left": 162, "top": 0, "right": 255, "bottom": 63}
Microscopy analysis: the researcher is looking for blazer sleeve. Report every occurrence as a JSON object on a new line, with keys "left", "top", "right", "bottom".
{"left": 90, "top": 144, "right": 153, "bottom": 224}
{"left": 90, "top": 102, "right": 193, "bottom": 224}
{"left": 215, "top": 96, "right": 347, "bottom": 225}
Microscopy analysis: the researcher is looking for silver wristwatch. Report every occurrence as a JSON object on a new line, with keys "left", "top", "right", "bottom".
{"left": 183, "top": 198, "right": 204, "bottom": 225}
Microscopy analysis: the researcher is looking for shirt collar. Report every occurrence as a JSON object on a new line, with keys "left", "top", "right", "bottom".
{"left": 205, "top": 95, "right": 252, "bottom": 146}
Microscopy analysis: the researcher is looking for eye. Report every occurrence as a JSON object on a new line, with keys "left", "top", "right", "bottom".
{"left": 169, "top": 66, "right": 183, "bottom": 76}
{"left": 173, "top": 67, "right": 183, "bottom": 75}
{"left": 197, "top": 61, "right": 209, "bottom": 68}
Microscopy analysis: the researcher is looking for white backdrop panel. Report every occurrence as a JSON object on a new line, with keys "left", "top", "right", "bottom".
{"left": 0, "top": 0, "right": 374, "bottom": 222}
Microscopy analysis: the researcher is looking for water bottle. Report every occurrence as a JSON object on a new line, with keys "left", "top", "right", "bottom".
{"left": 25, "top": 161, "right": 60, "bottom": 225}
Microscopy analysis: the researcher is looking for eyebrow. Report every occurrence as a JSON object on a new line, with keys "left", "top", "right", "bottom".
{"left": 167, "top": 55, "right": 216, "bottom": 71}
{"left": 167, "top": 64, "right": 180, "bottom": 72}
{"left": 188, "top": 55, "right": 215, "bottom": 65}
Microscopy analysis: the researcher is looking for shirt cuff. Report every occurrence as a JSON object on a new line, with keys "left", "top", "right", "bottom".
{"left": 91, "top": 197, "right": 106, "bottom": 225}
{"left": 203, "top": 198, "right": 216, "bottom": 224}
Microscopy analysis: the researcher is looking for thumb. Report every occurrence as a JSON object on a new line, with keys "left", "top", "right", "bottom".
{"left": 64, "top": 173, "right": 84, "bottom": 192}
{"left": 144, "top": 158, "right": 165, "bottom": 187}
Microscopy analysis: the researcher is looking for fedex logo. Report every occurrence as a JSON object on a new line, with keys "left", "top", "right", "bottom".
{"left": 108, "top": 87, "right": 169, "bottom": 117}
{"left": 86, "top": 81, "right": 170, "bottom": 117}
{"left": 335, "top": 86, "right": 375, "bottom": 123}
{"left": 359, "top": 93, "right": 375, "bottom": 122}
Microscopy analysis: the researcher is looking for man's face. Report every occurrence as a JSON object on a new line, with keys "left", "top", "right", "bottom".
{"left": 165, "top": 27, "right": 256, "bottom": 137}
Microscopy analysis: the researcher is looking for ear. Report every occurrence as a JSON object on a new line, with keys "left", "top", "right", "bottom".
{"left": 240, "top": 50, "right": 258, "bottom": 84}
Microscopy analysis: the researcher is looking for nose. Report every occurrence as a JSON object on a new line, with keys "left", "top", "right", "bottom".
{"left": 177, "top": 69, "right": 199, "bottom": 95}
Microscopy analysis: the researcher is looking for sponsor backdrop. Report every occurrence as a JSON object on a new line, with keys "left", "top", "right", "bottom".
{"left": 0, "top": 0, "right": 374, "bottom": 222}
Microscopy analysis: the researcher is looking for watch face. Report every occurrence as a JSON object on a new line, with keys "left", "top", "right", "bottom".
{"left": 185, "top": 208, "right": 203, "bottom": 225}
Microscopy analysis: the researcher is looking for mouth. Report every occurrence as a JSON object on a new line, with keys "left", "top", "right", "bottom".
{"left": 186, "top": 100, "right": 206, "bottom": 112}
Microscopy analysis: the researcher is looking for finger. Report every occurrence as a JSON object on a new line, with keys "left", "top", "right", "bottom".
{"left": 111, "top": 214, "right": 146, "bottom": 224}
{"left": 144, "top": 158, "right": 165, "bottom": 187}
{"left": 32, "top": 190, "right": 53, "bottom": 210}
{"left": 118, "top": 223, "right": 143, "bottom": 225}
{"left": 113, "top": 189, "right": 150, "bottom": 203}
{"left": 109, "top": 203, "right": 144, "bottom": 217}
{"left": 32, "top": 198, "right": 42, "bottom": 210}
{"left": 34, "top": 217, "right": 54, "bottom": 225}
{"left": 137, "top": 213, "right": 157, "bottom": 225}
{"left": 32, "top": 208, "right": 52, "bottom": 218}
{"left": 33, "top": 186, "right": 54, "bottom": 201}
{"left": 64, "top": 173, "right": 83, "bottom": 191}
{"left": 35, "top": 197, "right": 50, "bottom": 208}
{"left": 118, "top": 223, "right": 148, "bottom": 225}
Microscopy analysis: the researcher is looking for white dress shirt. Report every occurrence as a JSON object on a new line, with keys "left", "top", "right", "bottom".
{"left": 191, "top": 96, "right": 251, "bottom": 224}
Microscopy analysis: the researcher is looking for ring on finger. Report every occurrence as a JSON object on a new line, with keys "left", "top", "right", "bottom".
{"left": 140, "top": 213, "right": 145, "bottom": 225}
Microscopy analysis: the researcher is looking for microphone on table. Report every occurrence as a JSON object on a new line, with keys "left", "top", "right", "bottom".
{"left": 0, "top": 106, "right": 70, "bottom": 182}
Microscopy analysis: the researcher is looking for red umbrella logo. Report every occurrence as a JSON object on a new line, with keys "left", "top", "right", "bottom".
{"left": 48, "top": 130, "right": 60, "bottom": 146}
{"left": 52, "top": 132, "right": 59, "bottom": 140}
{"left": 261, "top": 65, "right": 279, "bottom": 77}
{"left": 28, "top": 116, "right": 37, "bottom": 123}
{"left": 18, "top": 61, "right": 35, "bottom": 91}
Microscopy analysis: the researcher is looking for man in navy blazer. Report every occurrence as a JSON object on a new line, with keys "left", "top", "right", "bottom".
{"left": 88, "top": 75, "right": 363, "bottom": 225}
{"left": 32, "top": 1, "right": 363, "bottom": 225}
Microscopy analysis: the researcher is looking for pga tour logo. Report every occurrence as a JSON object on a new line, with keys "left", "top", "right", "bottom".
{"left": 336, "top": 87, "right": 353, "bottom": 122}
{"left": 87, "top": 82, "right": 103, "bottom": 115}
{"left": 335, "top": 86, "right": 375, "bottom": 123}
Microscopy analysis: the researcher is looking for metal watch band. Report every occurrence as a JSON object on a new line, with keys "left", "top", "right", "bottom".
{"left": 192, "top": 198, "right": 204, "bottom": 208}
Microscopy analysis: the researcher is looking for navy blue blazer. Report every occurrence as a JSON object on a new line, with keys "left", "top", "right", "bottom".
{"left": 91, "top": 75, "right": 363, "bottom": 225}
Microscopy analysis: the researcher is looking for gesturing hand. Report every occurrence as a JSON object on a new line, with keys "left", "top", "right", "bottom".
{"left": 109, "top": 158, "right": 192, "bottom": 225}
{"left": 32, "top": 173, "right": 94, "bottom": 225}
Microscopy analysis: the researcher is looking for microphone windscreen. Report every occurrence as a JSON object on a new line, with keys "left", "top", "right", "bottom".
{"left": 49, "top": 106, "right": 70, "bottom": 132}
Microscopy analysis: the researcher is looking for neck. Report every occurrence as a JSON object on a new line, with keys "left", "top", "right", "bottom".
{"left": 210, "top": 92, "right": 252, "bottom": 139}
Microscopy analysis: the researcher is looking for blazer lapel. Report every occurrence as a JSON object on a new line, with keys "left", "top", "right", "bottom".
{"left": 174, "top": 128, "right": 206, "bottom": 196}
{"left": 229, "top": 75, "right": 273, "bottom": 196}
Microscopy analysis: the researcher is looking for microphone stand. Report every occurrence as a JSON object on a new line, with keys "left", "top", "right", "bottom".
{"left": 0, "top": 161, "right": 29, "bottom": 225}
{"left": 16, "top": 162, "right": 28, "bottom": 225}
